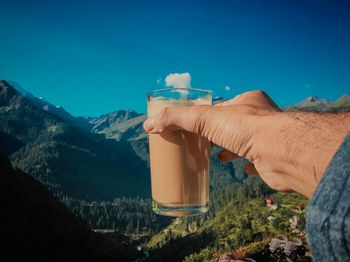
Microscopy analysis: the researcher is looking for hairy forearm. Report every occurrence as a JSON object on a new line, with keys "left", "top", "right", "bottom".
{"left": 258, "top": 111, "right": 350, "bottom": 197}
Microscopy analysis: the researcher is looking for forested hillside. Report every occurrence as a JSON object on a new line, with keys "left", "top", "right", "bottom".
{"left": 0, "top": 153, "right": 137, "bottom": 261}
{"left": 0, "top": 80, "right": 150, "bottom": 200}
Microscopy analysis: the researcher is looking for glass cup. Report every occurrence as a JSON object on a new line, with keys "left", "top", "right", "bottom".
{"left": 147, "top": 88, "right": 212, "bottom": 216}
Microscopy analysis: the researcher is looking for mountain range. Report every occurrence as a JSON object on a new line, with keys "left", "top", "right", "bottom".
{"left": 7, "top": 80, "right": 144, "bottom": 136}
{"left": 1, "top": 79, "right": 349, "bottom": 203}
{"left": 0, "top": 80, "right": 150, "bottom": 200}
{"left": 286, "top": 94, "right": 350, "bottom": 112}
{"left": 0, "top": 80, "right": 246, "bottom": 202}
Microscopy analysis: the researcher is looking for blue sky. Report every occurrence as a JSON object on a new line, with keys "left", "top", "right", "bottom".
{"left": 0, "top": 0, "right": 349, "bottom": 116}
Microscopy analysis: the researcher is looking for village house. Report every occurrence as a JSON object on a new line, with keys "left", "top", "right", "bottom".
{"left": 266, "top": 198, "right": 278, "bottom": 210}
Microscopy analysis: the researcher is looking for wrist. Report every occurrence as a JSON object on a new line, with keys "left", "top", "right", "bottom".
{"left": 257, "top": 111, "right": 350, "bottom": 198}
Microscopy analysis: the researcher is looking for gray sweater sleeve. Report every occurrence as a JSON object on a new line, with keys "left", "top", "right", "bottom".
{"left": 306, "top": 133, "right": 350, "bottom": 261}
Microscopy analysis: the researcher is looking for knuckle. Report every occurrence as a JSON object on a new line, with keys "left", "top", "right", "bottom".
{"left": 153, "top": 106, "right": 172, "bottom": 132}
{"left": 158, "top": 107, "right": 170, "bottom": 124}
{"left": 268, "top": 180, "right": 289, "bottom": 192}
{"left": 159, "top": 106, "right": 170, "bottom": 118}
{"left": 242, "top": 90, "right": 266, "bottom": 98}
{"left": 193, "top": 110, "right": 208, "bottom": 135}
{"left": 251, "top": 90, "right": 265, "bottom": 95}
{"left": 270, "top": 183, "right": 281, "bottom": 191}
{"left": 265, "top": 180, "right": 280, "bottom": 191}
{"left": 234, "top": 94, "right": 241, "bottom": 99}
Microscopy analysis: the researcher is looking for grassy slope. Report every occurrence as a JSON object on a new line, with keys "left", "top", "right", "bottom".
{"left": 146, "top": 189, "right": 308, "bottom": 261}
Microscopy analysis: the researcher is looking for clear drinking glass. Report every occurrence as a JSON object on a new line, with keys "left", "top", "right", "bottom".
{"left": 147, "top": 88, "right": 212, "bottom": 216}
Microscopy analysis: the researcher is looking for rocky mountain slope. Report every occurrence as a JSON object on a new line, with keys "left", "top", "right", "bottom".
{"left": 0, "top": 80, "right": 150, "bottom": 200}
{"left": 286, "top": 94, "right": 350, "bottom": 112}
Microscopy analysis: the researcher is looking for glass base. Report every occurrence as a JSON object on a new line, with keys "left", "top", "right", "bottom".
{"left": 152, "top": 200, "right": 209, "bottom": 217}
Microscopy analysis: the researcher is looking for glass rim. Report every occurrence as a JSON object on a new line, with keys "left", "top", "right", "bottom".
{"left": 146, "top": 87, "right": 212, "bottom": 97}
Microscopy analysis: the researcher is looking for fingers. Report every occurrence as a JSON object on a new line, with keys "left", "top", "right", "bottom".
{"left": 143, "top": 90, "right": 280, "bottom": 136}
{"left": 217, "top": 149, "right": 260, "bottom": 175}
{"left": 218, "top": 149, "right": 240, "bottom": 163}
{"left": 236, "top": 90, "right": 281, "bottom": 111}
{"left": 218, "top": 149, "right": 260, "bottom": 176}
{"left": 215, "top": 90, "right": 281, "bottom": 111}
{"left": 143, "top": 103, "right": 264, "bottom": 159}
{"left": 244, "top": 163, "right": 260, "bottom": 176}
{"left": 143, "top": 118, "right": 156, "bottom": 131}
{"left": 214, "top": 99, "right": 235, "bottom": 107}
{"left": 143, "top": 105, "right": 211, "bottom": 135}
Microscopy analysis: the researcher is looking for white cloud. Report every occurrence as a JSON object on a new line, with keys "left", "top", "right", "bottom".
{"left": 304, "top": 83, "right": 311, "bottom": 89}
{"left": 165, "top": 72, "right": 191, "bottom": 89}
{"left": 225, "top": 86, "right": 231, "bottom": 91}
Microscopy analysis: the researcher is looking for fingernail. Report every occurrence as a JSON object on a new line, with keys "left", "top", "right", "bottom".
{"left": 143, "top": 118, "right": 155, "bottom": 131}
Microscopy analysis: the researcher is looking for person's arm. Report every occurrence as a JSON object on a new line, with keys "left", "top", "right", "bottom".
{"left": 254, "top": 111, "right": 350, "bottom": 198}
{"left": 143, "top": 91, "right": 350, "bottom": 198}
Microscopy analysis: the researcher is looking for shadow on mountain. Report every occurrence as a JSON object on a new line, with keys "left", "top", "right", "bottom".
{"left": 0, "top": 153, "right": 137, "bottom": 261}
{"left": 0, "top": 130, "right": 24, "bottom": 155}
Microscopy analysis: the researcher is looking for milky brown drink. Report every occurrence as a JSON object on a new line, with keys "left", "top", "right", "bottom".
{"left": 147, "top": 94, "right": 211, "bottom": 216}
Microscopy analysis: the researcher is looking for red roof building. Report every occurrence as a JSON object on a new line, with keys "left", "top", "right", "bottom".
{"left": 266, "top": 198, "right": 274, "bottom": 208}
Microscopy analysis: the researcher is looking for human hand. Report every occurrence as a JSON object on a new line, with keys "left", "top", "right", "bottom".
{"left": 144, "top": 90, "right": 285, "bottom": 191}
{"left": 143, "top": 90, "right": 350, "bottom": 198}
{"left": 209, "top": 90, "right": 281, "bottom": 174}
